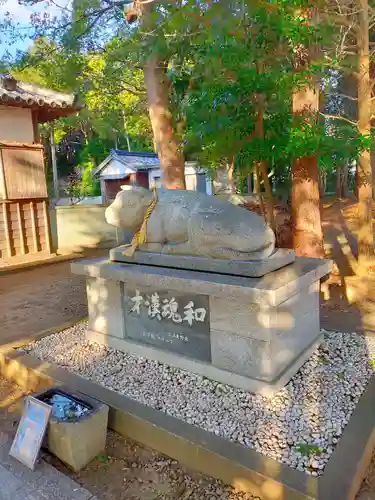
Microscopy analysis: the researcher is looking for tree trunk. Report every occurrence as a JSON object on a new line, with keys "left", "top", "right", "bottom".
{"left": 342, "top": 164, "right": 349, "bottom": 197}
{"left": 354, "top": 164, "right": 359, "bottom": 199}
{"left": 357, "top": 0, "right": 374, "bottom": 264}
{"left": 247, "top": 175, "right": 253, "bottom": 194}
{"left": 122, "top": 110, "right": 132, "bottom": 152}
{"left": 212, "top": 165, "right": 235, "bottom": 194}
{"left": 144, "top": 56, "right": 186, "bottom": 189}
{"left": 291, "top": 8, "right": 324, "bottom": 258}
{"left": 291, "top": 104, "right": 324, "bottom": 257}
{"left": 227, "top": 157, "right": 236, "bottom": 193}
{"left": 291, "top": 83, "right": 324, "bottom": 257}
{"left": 256, "top": 163, "right": 266, "bottom": 218}
{"left": 255, "top": 80, "right": 276, "bottom": 232}
{"left": 138, "top": 1, "right": 185, "bottom": 190}
{"left": 336, "top": 165, "right": 350, "bottom": 198}
{"left": 292, "top": 154, "right": 325, "bottom": 258}
{"left": 336, "top": 166, "right": 342, "bottom": 197}
{"left": 253, "top": 164, "right": 260, "bottom": 194}
{"left": 259, "top": 160, "right": 276, "bottom": 233}
{"left": 371, "top": 146, "right": 375, "bottom": 200}
{"left": 318, "top": 170, "right": 326, "bottom": 198}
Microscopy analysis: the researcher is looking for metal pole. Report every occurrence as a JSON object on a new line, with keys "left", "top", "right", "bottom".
{"left": 50, "top": 126, "right": 59, "bottom": 200}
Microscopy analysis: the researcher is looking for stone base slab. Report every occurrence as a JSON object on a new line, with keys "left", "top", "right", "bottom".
{"left": 2, "top": 351, "right": 375, "bottom": 500}
{"left": 109, "top": 246, "right": 296, "bottom": 277}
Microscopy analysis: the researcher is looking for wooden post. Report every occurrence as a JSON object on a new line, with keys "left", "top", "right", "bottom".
{"left": 2, "top": 202, "right": 12, "bottom": 257}
{"left": 0, "top": 150, "right": 7, "bottom": 199}
{"left": 50, "top": 126, "right": 59, "bottom": 200}
{"left": 30, "top": 201, "right": 39, "bottom": 253}
{"left": 16, "top": 202, "right": 26, "bottom": 255}
{"left": 31, "top": 111, "right": 40, "bottom": 143}
{"left": 42, "top": 199, "right": 52, "bottom": 254}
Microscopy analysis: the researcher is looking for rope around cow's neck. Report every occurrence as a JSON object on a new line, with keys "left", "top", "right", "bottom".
{"left": 123, "top": 186, "right": 158, "bottom": 257}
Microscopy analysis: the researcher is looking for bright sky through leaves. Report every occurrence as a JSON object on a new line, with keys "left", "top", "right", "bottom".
{"left": 0, "top": 0, "right": 70, "bottom": 59}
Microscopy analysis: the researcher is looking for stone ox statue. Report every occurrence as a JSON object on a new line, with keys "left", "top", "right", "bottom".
{"left": 105, "top": 186, "right": 275, "bottom": 260}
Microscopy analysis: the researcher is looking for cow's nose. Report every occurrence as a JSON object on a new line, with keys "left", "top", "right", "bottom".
{"left": 105, "top": 206, "right": 117, "bottom": 225}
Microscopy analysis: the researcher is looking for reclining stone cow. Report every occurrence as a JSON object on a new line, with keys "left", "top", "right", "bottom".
{"left": 105, "top": 186, "right": 275, "bottom": 261}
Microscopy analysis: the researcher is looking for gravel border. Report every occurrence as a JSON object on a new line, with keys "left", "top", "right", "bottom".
{"left": 22, "top": 323, "right": 375, "bottom": 476}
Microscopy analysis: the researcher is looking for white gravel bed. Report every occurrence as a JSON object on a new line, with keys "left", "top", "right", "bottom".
{"left": 22, "top": 323, "right": 375, "bottom": 476}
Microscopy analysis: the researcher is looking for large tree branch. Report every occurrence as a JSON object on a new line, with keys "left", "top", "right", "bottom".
{"left": 119, "top": 84, "right": 146, "bottom": 95}
{"left": 320, "top": 112, "right": 357, "bottom": 126}
{"left": 320, "top": 12, "right": 359, "bottom": 32}
{"left": 333, "top": 93, "right": 358, "bottom": 101}
{"left": 96, "top": 86, "right": 146, "bottom": 96}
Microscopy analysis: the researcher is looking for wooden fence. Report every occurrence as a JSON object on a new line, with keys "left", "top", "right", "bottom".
{"left": 0, "top": 199, "right": 52, "bottom": 259}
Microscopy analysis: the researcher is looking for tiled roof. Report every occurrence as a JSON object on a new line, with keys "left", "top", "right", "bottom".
{"left": 93, "top": 149, "right": 160, "bottom": 176}
{"left": 114, "top": 150, "right": 158, "bottom": 159}
{"left": 113, "top": 150, "right": 160, "bottom": 168}
{"left": 0, "top": 74, "right": 80, "bottom": 111}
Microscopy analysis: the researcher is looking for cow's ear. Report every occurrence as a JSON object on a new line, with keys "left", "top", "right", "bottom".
{"left": 120, "top": 185, "right": 153, "bottom": 205}
{"left": 120, "top": 185, "right": 151, "bottom": 199}
{"left": 120, "top": 185, "right": 149, "bottom": 195}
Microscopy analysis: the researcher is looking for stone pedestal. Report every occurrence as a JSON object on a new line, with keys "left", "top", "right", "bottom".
{"left": 71, "top": 257, "right": 331, "bottom": 397}
{"left": 109, "top": 246, "right": 296, "bottom": 277}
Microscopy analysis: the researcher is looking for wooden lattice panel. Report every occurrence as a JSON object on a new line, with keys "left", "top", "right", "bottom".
{"left": 0, "top": 199, "right": 52, "bottom": 259}
{"left": 1, "top": 145, "right": 47, "bottom": 200}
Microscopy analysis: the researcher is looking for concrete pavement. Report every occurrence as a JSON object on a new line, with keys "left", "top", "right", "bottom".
{"left": 0, "top": 435, "right": 97, "bottom": 500}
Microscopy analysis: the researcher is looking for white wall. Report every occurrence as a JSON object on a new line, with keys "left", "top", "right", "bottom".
{"left": 98, "top": 159, "right": 214, "bottom": 195}
{"left": 100, "top": 159, "right": 135, "bottom": 178}
{"left": 55, "top": 196, "right": 103, "bottom": 206}
{"left": 148, "top": 168, "right": 162, "bottom": 188}
{"left": 185, "top": 173, "right": 196, "bottom": 191}
{"left": 50, "top": 205, "right": 130, "bottom": 251}
{"left": 148, "top": 165, "right": 213, "bottom": 194}
{"left": 0, "top": 106, "right": 34, "bottom": 143}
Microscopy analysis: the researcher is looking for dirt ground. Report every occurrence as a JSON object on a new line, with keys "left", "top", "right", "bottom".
{"left": 320, "top": 197, "right": 375, "bottom": 334}
{"left": 358, "top": 457, "right": 375, "bottom": 500}
{"left": 0, "top": 376, "right": 258, "bottom": 500}
{"left": 49, "top": 432, "right": 258, "bottom": 500}
{"left": 0, "top": 259, "right": 89, "bottom": 346}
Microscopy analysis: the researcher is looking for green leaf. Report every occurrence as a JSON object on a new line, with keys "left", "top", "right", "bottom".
{"left": 295, "top": 444, "right": 322, "bottom": 457}
{"left": 318, "top": 356, "right": 330, "bottom": 365}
